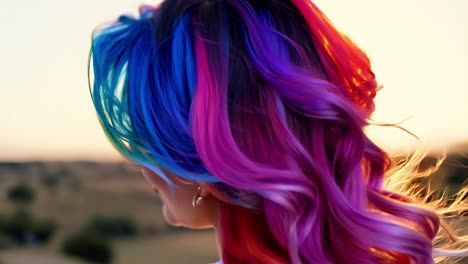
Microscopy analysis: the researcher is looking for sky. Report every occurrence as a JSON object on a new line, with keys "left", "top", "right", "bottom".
{"left": 0, "top": 0, "right": 467, "bottom": 161}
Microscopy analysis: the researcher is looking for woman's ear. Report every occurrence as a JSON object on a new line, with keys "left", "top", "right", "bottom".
{"left": 199, "top": 184, "right": 212, "bottom": 197}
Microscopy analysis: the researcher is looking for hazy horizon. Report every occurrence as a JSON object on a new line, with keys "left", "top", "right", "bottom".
{"left": 1, "top": 0, "right": 467, "bottom": 161}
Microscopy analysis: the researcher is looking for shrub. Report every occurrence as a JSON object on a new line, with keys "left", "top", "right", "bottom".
{"left": 7, "top": 183, "right": 35, "bottom": 203}
{"left": 0, "top": 209, "right": 56, "bottom": 245}
{"left": 0, "top": 216, "right": 9, "bottom": 249}
{"left": 0, "top": 215, "right": 7, "bottom": 233}
{"left": 90, "top": 216, "right": 137, "bottom": 238}
{"left": 31, "top": 219, "right": 57, "bottom": 243}
{"left": 62, "top": 229, "right": 113, "bottom": 264}
{"left": 3, "top": 209, "right": 33, "bottom": 243}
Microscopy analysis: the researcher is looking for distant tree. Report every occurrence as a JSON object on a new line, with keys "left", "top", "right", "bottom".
{"left": 7, "top": 183, "right": 35, "bottom": 203}
{"left": 62, "top": 229, "right": 113, "bottom": 264}
{"left": 0, "top": 215, "right": 8, "bottom": 246}
{"left": 0, "top": 209, "right": 57, "bottom": 245}
{"left": 1, "top": 209, "right": 33, "bottom": 243}
{"left": 30, "top": 218, "right": 57, "bottom": 243}
{"left": 447, "top": 168, "right": 467, "bottom": 186}
{"left": 40, "top": 174, "right": 61, "bottom": 194}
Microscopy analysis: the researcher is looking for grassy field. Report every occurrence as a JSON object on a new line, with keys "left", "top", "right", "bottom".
{"left": 0, "top": 157, "right": 466, "bottom": 264}
{"left": 0, "top": 231, "right": 219, "bottom": 264}
{"left": 0, "top": 162, "right": 218, "bottom": 264}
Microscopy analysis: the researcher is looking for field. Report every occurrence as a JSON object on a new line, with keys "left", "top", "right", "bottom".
{"left": 0, "top": 156, "right": 466, "bottom": 264}
{"left": 0, "top": 233, "right": 218, "bottom": 264}
{"left": 0, "top": 162, "right": 219, "bottom": 264}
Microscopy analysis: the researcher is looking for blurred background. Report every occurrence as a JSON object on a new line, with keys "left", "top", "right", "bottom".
{"left": 0, "top": 0, "right": 467, "bottom": 263}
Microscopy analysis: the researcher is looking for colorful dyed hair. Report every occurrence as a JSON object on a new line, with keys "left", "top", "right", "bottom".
{"left": 89, "top": 1, "right": 468, "bottom": 263}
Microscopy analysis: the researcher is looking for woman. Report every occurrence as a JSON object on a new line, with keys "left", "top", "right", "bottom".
{"left": 89, "top": 0, "right": 468, "bottom": 263}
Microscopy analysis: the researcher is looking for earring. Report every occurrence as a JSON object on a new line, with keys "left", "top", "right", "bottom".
{"left": 192, "top": 186, "right": 204, "bottom": 207}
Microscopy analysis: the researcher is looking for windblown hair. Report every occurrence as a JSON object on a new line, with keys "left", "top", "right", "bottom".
{"left": 89, "top": 0, "right": 468, "bottom": 263}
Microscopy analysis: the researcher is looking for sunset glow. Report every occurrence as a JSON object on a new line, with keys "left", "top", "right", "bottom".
{"left": 1, "top": 0, "right": 467, "bottom": 160}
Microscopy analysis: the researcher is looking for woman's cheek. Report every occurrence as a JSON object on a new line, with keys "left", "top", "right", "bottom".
{"left": 162, "top": 203, "right": 180, "bottom": 227}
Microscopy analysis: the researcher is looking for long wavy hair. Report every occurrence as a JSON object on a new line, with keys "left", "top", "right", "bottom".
{"left": 89, "top": 0, "right": 468, "bottom": 263}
